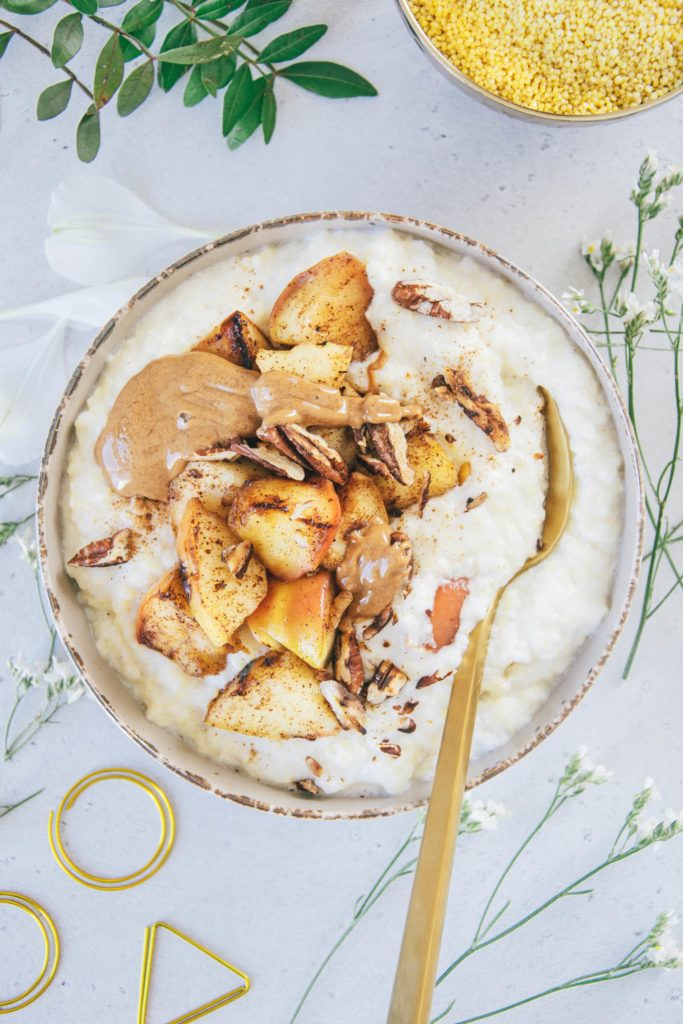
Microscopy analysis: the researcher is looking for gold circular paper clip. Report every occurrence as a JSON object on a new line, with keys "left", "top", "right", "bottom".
{"left": 0, "top": 892, "right": 60, "bottom": 1015}
{"left": 48, "top": 768, "right": 176, "bottom": 891}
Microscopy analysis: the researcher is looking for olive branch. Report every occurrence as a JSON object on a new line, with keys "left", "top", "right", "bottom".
{"left": 0, "top": 0, "right": 377, "bottom": 161}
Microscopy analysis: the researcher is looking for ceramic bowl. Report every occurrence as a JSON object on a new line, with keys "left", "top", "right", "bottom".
{"left": 394, "top": 0, "right": 683, "bottom": 125}
{"left": 38, "top": 212, "right": 643, "bottom": 819}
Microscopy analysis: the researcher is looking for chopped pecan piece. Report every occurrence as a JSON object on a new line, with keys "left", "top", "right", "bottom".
{"left": 221, "top": 540, "right": 253, "bottom": 578}
{"left": 305, "top": 756, "right": 323, "bottom": 778}
{"left": 398, "top": 718, "right": 416, "bottom": 734}
{"left": 333, "top": 625, "right": 365, "bottom": 695}
{"left": 320, "top": 679, "right": 367, "bottom": 733}
{"left": 355, "top": 422, "right": 414, "bottom": 486}
{"left": 434, "top": 368, "right": 510, "bottom": 453}
{"left": 465, "top": 492, "right": 488, "bottom": 512}
{"left": 191, "top": 440, "right": 241, "bottom": 462}
{"left": 416, "top": 471, "right": 431, "bottom": 517}
{"left": 392, "top": 280, "right": 484, "bottom": 322}
{"left": 366, "top": 660, "right": 409, "bottom": 706}
{"left": 228, "top": 441, "right": 305, "bottom": 480}
{"left": 279, "top": 424, "right": 348, "bottom": 485}
{"left": 394, "top": 699, "right": 419, "bottom": 715}
{"left": 362, "top": 605, "right": 394, "bottom": 640}
{"left": 390, "top": 532, "right": 415, "bottom": 592}
{"left": 379, "top": 741, "right": 401, "bottom": 758}
{"left": 295, "top": 778, "right": 320, "bottom": 796}
{"left": 69, "top": 528, "right": 135, "bottom": 567}
{"left": 416, "top": 671, "right": 449, "bottom": 689}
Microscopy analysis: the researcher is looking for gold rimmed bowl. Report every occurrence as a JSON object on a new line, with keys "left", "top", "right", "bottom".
{"left": 38, "top": 212, "right": 643, "bottom": 819}
{"left": 394, "top": 0, "right": 683, "bottom": 124}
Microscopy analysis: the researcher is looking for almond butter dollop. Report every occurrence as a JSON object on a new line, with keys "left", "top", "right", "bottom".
{"left": 336, "top": 523, "right": 412, "bottom": 618}
{"left": 96, "top": 356, "right": 421, "bottom": 501}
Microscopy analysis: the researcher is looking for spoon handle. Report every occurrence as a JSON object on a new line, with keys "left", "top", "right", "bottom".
{"left": 386, "top": 611, "right": 494, "bottom": 1024}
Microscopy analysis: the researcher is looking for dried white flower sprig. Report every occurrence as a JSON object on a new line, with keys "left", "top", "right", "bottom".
{"left": 563, "top": 151, "right": 683, "bottom": 676}
{"left": 0, "top": 483, "right": 85, "bottom": 800}
{"left": 287, "top": 797, "right": 509, "bottom": 1024}
{"left": 289, "top": 749, "right": 682, "bottom": 1024}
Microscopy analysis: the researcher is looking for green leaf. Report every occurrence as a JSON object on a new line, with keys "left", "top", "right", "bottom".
{"left": 229, "top": 1, "right": 290, "bottom": 38}
{"left": 0, "top": 32, "right": 13, "bottom": 60}
{"left": 36, "top": 79, "right": 72, "bottom": 120}
{"left": 93, "top": 33, "right": 124, "bottom": 107}
{"left": 51, "top": 13, "right": 83, "bottom": 68}
{"left": 279, "top": 61, "right": 377, "bottom": 98}
{"left": 221, "top": 62, "right": 253, "bottom": 135}
{"left": 157, "top": 19, "right": 196, "bottom": 91}
{"left": 183, "top": 64, "right": 208, "bottom": 107}
{"left": 195, "top": 0, "right": 245, "bottom": 16}
{"left": 98, "top": 0, "right": 126, "bottom": 6}
{"left": 258, "top": 24, "right": 326, "bottom": 63}
{"left": 200, "top": 51, "right": 236, "bottom": 96}
{"left": 262, "top": 85, "right": 276, "bottom": 143}
{"left": 2, "top": 0, "right": 58, "bottom": 13}
{"left": 76, "top": 104, "right": 101, "bottom": 162}
{"left": 69, "top": 0, "right": 98, "bottom": 14}
{"left": 120, "top": 23, "right": 155, "bottom": 62}
{"left": 226, "top": 77, "right": 265, "bottom": 150}
{"left": 158, "top": 35, "right": 236, "bottom": 65}
{"left": 121, "top": 0, "right": 163, "bottom": 36}
{"left": 117, "top": 59, "right": 153, "bottom": 115}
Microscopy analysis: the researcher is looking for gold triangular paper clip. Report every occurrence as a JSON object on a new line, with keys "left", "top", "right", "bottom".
{"left": 137, "top": 922, "right": 250, "bottom": 1024}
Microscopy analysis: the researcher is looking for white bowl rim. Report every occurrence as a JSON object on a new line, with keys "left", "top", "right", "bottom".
{"left": 37, "top": 210, "right": 644, "bottom": 820}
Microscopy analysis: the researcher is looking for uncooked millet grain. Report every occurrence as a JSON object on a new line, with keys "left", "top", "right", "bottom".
{"left": 409, "top": 0, "right": 683, "bottom": 115}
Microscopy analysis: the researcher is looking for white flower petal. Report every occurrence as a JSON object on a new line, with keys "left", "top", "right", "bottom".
{"left": 46, "top": 174, "right": 220, "bottom": 285}
{"left": 0, "top": 278, "right": 146, "bottom": 339}
{"left": 0, "top": 319, "right": 73, "bottom": 466}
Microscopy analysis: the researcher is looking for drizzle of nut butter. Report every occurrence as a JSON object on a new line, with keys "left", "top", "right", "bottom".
{"left": 336, "top": 522, "right": 411, "bottom": 619}
{"left": 95, "top": 355, "right": 421, "bottom": 502}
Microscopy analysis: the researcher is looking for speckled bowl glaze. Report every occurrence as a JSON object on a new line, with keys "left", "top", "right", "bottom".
{"left": 394, "top": 0, "right": 683, "bottom": 125}
{"left": 38, "top": 212, "right": 643, "bottom": 820}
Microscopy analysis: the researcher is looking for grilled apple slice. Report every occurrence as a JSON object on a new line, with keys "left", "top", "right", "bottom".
{"left": 135, "top": 565, "right": 230, "bottom": 676}
{"left": 194, "top": 310, "right": 269, "bottom": 369}
{"left": 322, "top": 471, "right": 389, "bottom": 570}
{"left": 205, "top": 650, "right": 340, "bottom": 740}
{"left": 255, "top": 342, "right": 353, "bottom": 387}
{"left": 168, "top": 460, "right": 264, "bottom": 530}
{"left": 269, "top": 252, "right": 378, "bottom": 361}
{"left": 228, "top": 476, "right": 341, "bottom": 581}
{"left": 374, "top": 433, "right": 460, "bottom": 513}
{"left": 248, "top": 570, "right": 349, "bottom": 669}
{"left": 177, "top": 498, "right": 267, "bottom": 646}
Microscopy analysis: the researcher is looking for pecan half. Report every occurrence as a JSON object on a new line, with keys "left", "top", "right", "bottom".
{"left": 398, "top": 718, "right": 416, "bottom": 734}
{"left": 295, "top": 778, "right": 320, "bottom": 796}
{"left": 390, "top": 532, "right": 415, "bottom": 593}
{"left": 433, "top": 368, "right": 510, "bottom": 453}
{"left": 333, "top": 625, "right": 365, "bottom": 695}
{"left": 392, "top": 280, "right": 484, "bottom": 322}
{"left": 416, "top": 671, "right": 449, "bottom": 689}
{"left": 366, "top": 660, "right": 409, "bottom": 706}
{"left": 362, "top": 605, "right": 394, "bottom": 640}
{"left": 354, "top": 422, "right": 414, "bottom": 485}
{"left": 320, "top": 679, "right": 367, "bottom": 733}
{"left": 69, "top": 528, "right": 135, "bottom": 567}
{"left": 228, "top": 441, "right": 305, "bottom": 480}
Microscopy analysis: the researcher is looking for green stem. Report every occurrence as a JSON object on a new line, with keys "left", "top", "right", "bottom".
{"left": 65, "top": 1, "right": 157, "bottom": 60}
{"left": 598, "top": 276, "right": 617, "bottom": 372}
{"left": 0, "top": 18, "right": 94, "bottom": 99}
{"left": 0, "top": 788, "right": 43, "bottom": 820}
{"left": 0, "top": 475, "right": 36, "bottom": 500}
{"left": 445, "top": 965, "right": 647, "bottom": 1024}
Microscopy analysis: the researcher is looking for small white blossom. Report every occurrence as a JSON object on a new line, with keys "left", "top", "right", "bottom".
{"left": 562, "top": 287, "right": 595, "bottom": 315}
{"left": 13, "top": 525, "right": 38, "bottom": 570}
{"left": 645, "top": 913, "right": 683, "bottom": 969}
{"left": 643, "top": 150, "right": 660, "bottom": 177}
{"left": 616, "top": 241, "right": 636, "bottom": 268}
{"left": 614, "top": 289, "right": 656, "bottom": 325}
{"left": 43, "top": 658, "right": 85, "bottom": 704}
{"left": 559, "top": 746, "right": 613, "bottom": 797}
{"left": 460, "top": 798, "right": 510, "bottom": 834}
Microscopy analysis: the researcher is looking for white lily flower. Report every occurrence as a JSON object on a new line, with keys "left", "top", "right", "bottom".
{"left": 45, "top": 174, "right": 221, "bottom": 285}
{"left": 0, "top": 319, "right": 70, "bottom": 466}
{"left": 0, "top": 278, "right": 146, "bottom": 338}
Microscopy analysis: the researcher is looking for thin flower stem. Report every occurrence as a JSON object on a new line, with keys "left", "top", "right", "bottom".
{"left": 0, "top": 475, "right": 36, "bottom": 500}
{"left": 598, "top": 277, "right": 617, "bottom": 371}
{"left": 287, "top": 919, "right": 358, "bottom": 1024}
{"left": 0, "top": 788, "right": 43, "bottom": 819}
{"left": 0, "top": 19, "right": 94, "bottom": 99}
{"left": 446, "top": 965, "right": 647, "bottom": 1024}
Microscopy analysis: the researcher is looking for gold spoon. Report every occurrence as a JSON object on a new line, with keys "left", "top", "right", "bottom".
{"left": 387, "top": 387, "right": 574, "bottom": 1024}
